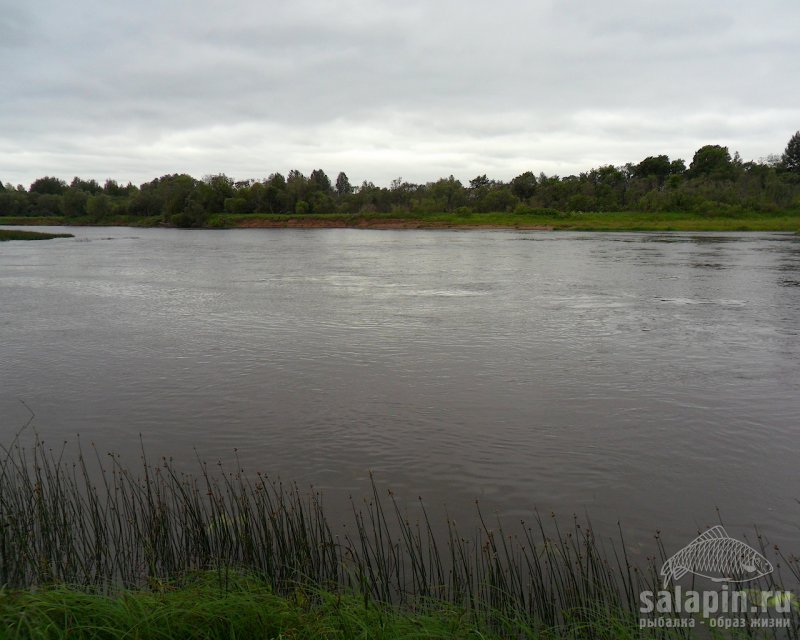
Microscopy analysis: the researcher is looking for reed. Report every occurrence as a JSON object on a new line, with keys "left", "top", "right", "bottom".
{"left": 1, "top": 431, "right": 797, "bottom": 637}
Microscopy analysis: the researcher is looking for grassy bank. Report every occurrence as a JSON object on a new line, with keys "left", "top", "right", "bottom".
{"left": 223, "top": 210, "right": 800, "bottom": 231}
{"left": 2, "top": 210, "right": 800, "bottom": 231}
{"left": 0, "top": 571, "right": 651, "bottom": 640}
{"left": 0, "top": 215, "right": 161, "bottom": 227}
{"left": 535, "top": 210, "right": 800, "bottom": 231}
{"left": 2, "top": 435, "right": 798, "bottom": 638}
{"left": 0, "top": 229, "right": 73, "bottom": 241}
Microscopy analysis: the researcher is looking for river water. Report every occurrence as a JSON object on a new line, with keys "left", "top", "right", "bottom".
{"left": 1, "top": 227, "right": 798, "bottom": 554}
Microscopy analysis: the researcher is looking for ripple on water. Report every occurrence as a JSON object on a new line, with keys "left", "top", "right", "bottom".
{"left": 0, "top": 228, "right": 799, "bottom": 550}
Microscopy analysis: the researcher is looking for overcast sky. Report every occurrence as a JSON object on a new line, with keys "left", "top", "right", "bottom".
{"left": 1, "top": 0, "right": 799, "bottom": 188}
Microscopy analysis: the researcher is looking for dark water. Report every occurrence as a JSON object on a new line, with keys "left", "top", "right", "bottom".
{"left": 1, "top": 227, "right": 799, "bottom": 554}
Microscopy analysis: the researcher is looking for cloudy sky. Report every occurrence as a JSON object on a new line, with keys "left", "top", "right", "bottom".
{"left": 1, "top": 0, "right": 798, "bottom": 188}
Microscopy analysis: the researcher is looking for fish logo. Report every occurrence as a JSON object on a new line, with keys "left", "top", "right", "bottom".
{"left": 661, "top": 526, "right": 773, "bottom": 588}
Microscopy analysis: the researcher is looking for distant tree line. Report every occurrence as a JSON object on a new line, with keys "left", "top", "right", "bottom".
{"left": 2, "top": 133, "right": 799, "bottom": 228}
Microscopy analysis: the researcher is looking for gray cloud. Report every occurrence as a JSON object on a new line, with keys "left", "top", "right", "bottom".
{"left": 1, "top": 0, "right": 798, "bottom": 187}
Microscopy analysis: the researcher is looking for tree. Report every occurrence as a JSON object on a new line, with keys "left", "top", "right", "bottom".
{"left": 198, "top": 174, "right": 234, "bottom": 213}
{"left": 670, "top": 159, "right": 687, "bottom": 175}
{"left": 388, "top": 178, "right": 417, "bottom": 211}
{"left": 70, "top": 177, "right": 101, "bottom": 194}
{"left": 589, "top": 165, "right": 624, "bottom": 186}
{"left": 352, "top": 181, "right": 391, "bottom": 213}
{"left": 224, "top": 196, "right": 251, "bottom": 214}
{"left": 127, "top": 188, "right": 160, "bottom": 217}
{"left": 33, "top": 193, "right": 63, "bottom": 215}
{"left": 30, "top": 176, "right": 67, "bottom": 195}
{"left": 308, "top": 191, "right": 334, "bottom": 213}
{"left": 587, "top": 165, "right": 626, "bottom": 209}
{"left": 428, "top": 176, "right": 466, "bottom": 212}
{"left": 172, "top": 199, "right": 207, "bottom": 228}
{"left": 104, "top": 179, "right": 126, "bottom": 197}
{"left": 335, "top": 172, "right": 352, "bottom": 197}
{"left": 477, "top": 187, "right": 516, "bottom": 212}
{"left": 62, "top": 188, "right": 89, "bottom": 217}
{"left": 469, "top": 175, "right": 491, "bottom": 191}
{"left": 266, "top": 172, "right": 287, "bottom": 191}
{"left": 309, "top": 169, "right": 332, "bottom": 194}
{"left": 510, "top": 171, "right": 537, "bottom": 201}
{"left": 86, "top": 194, "right": 112, "bottom": 219}
{"left": 634, "top": 155, "right": 671, "bottom": 180}
{"left": 468, "top": 175, "right": 494, "bottom": 206}
{"left": 159, "top": 174, "right": 197, "bottom": 216}
{"left": 688, "top": 145, "right": 735, "bottom": 180}
{"left": 264, "top": 174, "right": 289, "bottom": 213}
{"left": 285, "top": 170, "right": 309, "bottom": 210}
{"left": 0, "top": 191, "right": 27, "bottom": 215}
{"left": 781, "top": 131, "right": 800, "bottom": 174}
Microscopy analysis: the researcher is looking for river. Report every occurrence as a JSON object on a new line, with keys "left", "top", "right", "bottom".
{"left": 1, "top": 227, "right": 798, "bottom": 554}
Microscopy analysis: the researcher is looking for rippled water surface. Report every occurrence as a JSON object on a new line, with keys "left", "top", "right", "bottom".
{"left": 2, "top": 227, "right": 799, "bottom": 550}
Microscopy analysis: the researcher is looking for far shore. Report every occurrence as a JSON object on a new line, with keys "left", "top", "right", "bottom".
{"left": 233, "top": 217, "right": 554, "bottom": 230}
{"left": 1, "top": 210, "right": 799, "bottom": 232}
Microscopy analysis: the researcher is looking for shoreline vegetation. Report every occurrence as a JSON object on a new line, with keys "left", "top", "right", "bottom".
{"left": 1, "top": 210, "right": 799, "bottom": 232}
{"left": 1, "top": 434, "right": 798, "bottom": 638}
{"left": 0, "top": 576, "right": 657, "bottom": 640}
{"left": 0, "top": 228, "right": 73, "bottom": 241}
{"left": 1, "top": 136, "right": 799, "bottom": 233}
{"left": 0, "top": 575, "right": 649, "bottom": 640}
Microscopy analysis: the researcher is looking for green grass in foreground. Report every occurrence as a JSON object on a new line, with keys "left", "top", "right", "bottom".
{"left": 0, "top": 572, "right": 656, "bottom": 640}
{"left": 3, "top": 436, "right": 796, "bottom": 639}
{"left": 0, "top": 229, "right": 73, "bottom": 241}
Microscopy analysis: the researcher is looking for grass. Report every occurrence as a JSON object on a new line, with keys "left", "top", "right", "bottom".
{"left": 0, "top": 217, "right": 65, "bottom": 226}
{"left": 224, "top": 210, "right": 800, "bottom": 231}
{"left": 0, "top": 229, "right": 73, "bottom": 241}
{"left": 3, "top": 210, "right": 799, "bottom": 231}
{"left": 0, "top": 216, "right": 161, "bottom": 228}
{"left": 0, "top": 571, "right": 654, "bottom": 640}
{"left": 539, "top": 210, "right": 800, "bottom": 232}
{"left": 1, "top": 430, "right": 798, "bottom": 638}
{"left": 1, "top": 576, "right": 788, "bottom": 640}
